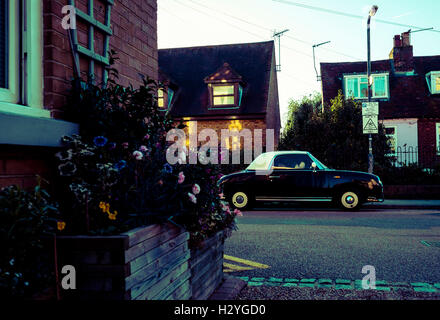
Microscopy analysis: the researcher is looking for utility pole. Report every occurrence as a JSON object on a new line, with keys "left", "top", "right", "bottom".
{"left": 273, "top": 29, "right": 289, "bottom": 72}
{"left": 367, "top": 5, "right": 378, "bottom": 174}
{"left": 312, "top": 41, "right": 331, "bottom": 81}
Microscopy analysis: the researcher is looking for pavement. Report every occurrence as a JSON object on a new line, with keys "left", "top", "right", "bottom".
{"left": 365, "top": 199, "right": 440, "bottom": 209}
{"left": 208, "top": 199, "right": 440, "bottom": 300}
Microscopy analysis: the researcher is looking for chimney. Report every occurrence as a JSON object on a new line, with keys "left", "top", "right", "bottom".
{"left": 390, "top": 31, "right": 414, "bottom": 72}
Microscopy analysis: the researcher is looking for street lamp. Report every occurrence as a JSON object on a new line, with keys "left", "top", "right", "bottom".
{"left": 367, "top": 5, "right": 378, "bottom": 174}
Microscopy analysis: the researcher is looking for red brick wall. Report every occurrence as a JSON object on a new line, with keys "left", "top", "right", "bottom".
{"left": 417, "top": 118, "right": 440, "bottom": 167}
{"left": 0, "top": 146, "right": 56, "bottom": 190}
{"left": 43, "top": 0, "right": 158, "bottom": 118}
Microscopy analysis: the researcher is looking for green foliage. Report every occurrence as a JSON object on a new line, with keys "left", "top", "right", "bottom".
{"left": 376, "top": 164, "right": 440, "bottom": 185}
{"left": 0, "top": 179, "right": 60, "bottom": 298}
{"left": 279, "top": 91, "right": 392, "bottom": 171}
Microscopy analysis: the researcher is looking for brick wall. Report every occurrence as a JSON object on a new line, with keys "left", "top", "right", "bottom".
{"left": 417, "top": 118, "right": 440, "bottom": 167}
{"left": 182, "top": 119, "right": 269, "bottom": 151}
{"left": 43, "top": 0, "right": 158, "bottom": 118}
{"left": 0, "top": 146, "right": 56, "bottom": 190}
{"left": 1, "top": 0, "right": 158, "bottom": 190}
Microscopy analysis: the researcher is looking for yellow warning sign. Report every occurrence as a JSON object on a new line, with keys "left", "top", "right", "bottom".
{"left": 223, "top": 255, "right": 270, "bottom": 273}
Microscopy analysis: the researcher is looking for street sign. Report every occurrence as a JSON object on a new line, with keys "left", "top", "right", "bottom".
{"left": 363, "top": 114, "right": 378, "bottom": 134}
{"left": 362, "top": 102, "right": 379, "bottom": 116}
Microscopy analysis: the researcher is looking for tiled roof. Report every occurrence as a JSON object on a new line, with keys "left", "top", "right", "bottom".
{"left": 158, "top": 41, "right": 275, "bottom": 118}
{"left": 320, "top": 55, "right": 440, "bottom": 119}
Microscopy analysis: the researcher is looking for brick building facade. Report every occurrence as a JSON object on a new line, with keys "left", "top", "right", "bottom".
{"left": 320, "top": 32, "right": 440, "bottom": 168}
{"left": 0, "top": 0, "right": 158, "bottom": 188}
{"left": 158, "top": 41, "right": 281, "bottom": 155}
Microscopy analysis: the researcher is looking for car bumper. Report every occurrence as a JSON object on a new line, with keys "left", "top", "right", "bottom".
{"left": 366, "top": 186, "right": 384, "bottom": 203}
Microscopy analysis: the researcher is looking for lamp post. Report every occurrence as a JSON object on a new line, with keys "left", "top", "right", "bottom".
{"left": 367, "top": 5, "right": 378, "bottom": 174}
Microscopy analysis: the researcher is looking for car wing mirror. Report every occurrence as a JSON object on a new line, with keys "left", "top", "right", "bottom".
{"left": 311, "top": 162, "right": 317, "bottom": 172}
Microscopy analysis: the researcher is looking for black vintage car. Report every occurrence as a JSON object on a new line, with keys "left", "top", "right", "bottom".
{"left": 218, "top": 151, "right": 384, "bottom": 211}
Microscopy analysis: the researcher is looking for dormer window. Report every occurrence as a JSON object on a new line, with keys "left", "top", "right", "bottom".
{"left": 157, "top": 87, "right": 174, "bottom": 111}
{"left": 426, "top": 71, "right": 440, "bottom": 94}
{"left": 204, "top": 63, "right": 244, "bottom": 109}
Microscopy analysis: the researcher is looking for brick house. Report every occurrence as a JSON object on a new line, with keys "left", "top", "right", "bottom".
{"left": 158, "top": 41, "right": 281, "bottom": 154}
{"left": 0, "top": 0, "right": 158, "bottom": 188}
{"left": 321, "top": 32, "right": 440, "bottom": 168}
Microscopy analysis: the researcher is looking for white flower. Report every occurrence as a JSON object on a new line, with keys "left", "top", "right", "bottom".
{"left": 9, "top": 258, "right": 14, "bottom": 266}
{"left": 192, "top": 184, "right": 201, "bottom": 195}
{"left": 188, "top": 192, "right": 197, "bottom": 204}
{"left": 133, "top": 150, "right": 143, "bottom": 160}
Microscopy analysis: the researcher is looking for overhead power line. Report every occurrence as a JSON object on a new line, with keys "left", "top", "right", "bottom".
{"left": 169, "top": 0, "right": 314, "bottom": 59}
{"left": 272, "top": 0, "right": 440, "bottom": 33}
{"left": 187, "top": 0, "right": 361, "bottom": 60}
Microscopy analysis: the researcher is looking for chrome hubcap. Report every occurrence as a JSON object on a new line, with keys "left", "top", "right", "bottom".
{"left": 345, "top": 196, "right": 355, "bottom": 204}
{"left": 236, "top": 196, "right": 244, "bottom": 204}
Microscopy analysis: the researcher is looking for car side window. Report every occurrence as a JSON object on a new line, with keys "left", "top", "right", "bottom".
{"left": 272, "top": 154, "right": 313, "bottom": 170}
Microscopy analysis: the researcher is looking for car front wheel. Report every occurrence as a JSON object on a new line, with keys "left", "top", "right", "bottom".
{"left": 229, "top": 190, "right": 253, "bottom": 210}
{"left": 337, "top": 190, "right": 362, "bottom": 210}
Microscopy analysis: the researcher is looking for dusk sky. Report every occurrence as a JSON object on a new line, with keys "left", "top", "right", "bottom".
{"left": 157, "top": 0, "right": 440, "bottom": 127}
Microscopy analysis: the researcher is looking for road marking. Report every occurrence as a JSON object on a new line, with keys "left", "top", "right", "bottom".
{"left": 223, "top": 263, "right": 255, "bottom": 272}
{"left": 223, "top": 255, "right": 271, "bottom": 273}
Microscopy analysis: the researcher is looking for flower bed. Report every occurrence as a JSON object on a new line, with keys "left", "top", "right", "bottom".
{"left": 55, "top": 223, "right": 224, "bottom": 300}
{"left": 1, "top": 68, "right": 239, "bottom": 299}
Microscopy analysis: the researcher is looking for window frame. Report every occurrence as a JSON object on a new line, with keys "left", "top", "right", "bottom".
{"left": 426, "top": 71, "right": 440, "bottom": 95}
{"left": 384, "top": 125, "right": 397, "bottom": 157}
{"left": 208, "top": 82, "right": 242, "bottom": 109}
{"left": 211, "top": 83, "right": 236, "bottom": 107}
{"left": 271, "top": 154, "right": 314, "bottom": 170}
{"left": 157, "top": 87, "right": 174, "bottom": 111}
{"left": 343, "top": 73, "right": 390, "bottom": 100}
{"left": 0, "top": 0, "right": 47, "bottom": 118}
{"left": 0, "top": 0, "right": 19, "bottom": 104}
{"left": 436, "top": 123, "right": 440, "bottom": 155}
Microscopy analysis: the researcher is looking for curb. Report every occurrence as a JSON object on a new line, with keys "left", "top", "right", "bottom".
{"left": 208, "top": 275, "right": 248, "bottom": 300}
{"left": 233, "top": 276, "right": 440, "bottom": 293}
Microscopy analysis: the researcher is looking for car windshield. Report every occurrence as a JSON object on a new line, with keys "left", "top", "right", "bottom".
{"left": 309, "top": 153, "right": 328, "bottom": 169}
{"left": 246, "top": 152, "right": 274, "bottom": 171}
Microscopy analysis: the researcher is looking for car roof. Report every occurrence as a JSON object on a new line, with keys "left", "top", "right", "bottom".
{"left": 261, "top": 151, "right": 310, "bottom": 157}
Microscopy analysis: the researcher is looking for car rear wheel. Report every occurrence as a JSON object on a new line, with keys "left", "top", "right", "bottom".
{"left": 337, "top": 190, "right": 362, "bottom": 210}
{"left": 230, "top": 190, "right": 253, "bottom": 210}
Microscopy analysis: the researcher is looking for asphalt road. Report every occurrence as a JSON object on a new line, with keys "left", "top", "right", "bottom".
{"left": 224, "top": 203, "right": 440, "bottom": 283}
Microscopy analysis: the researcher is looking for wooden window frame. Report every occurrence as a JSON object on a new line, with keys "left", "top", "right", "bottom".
{"left": 208, "top": 82, "right": 241, "bottom": 109}
{"left": 0, "top": 0, "right": 47, "bottom": 118}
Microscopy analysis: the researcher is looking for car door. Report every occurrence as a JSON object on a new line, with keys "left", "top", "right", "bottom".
{"left": 268, "top": 154, "right": 322, "bottom": 199}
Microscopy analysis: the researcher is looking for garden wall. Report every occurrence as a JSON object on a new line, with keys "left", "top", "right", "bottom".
{"left": 55, "top": 223, "right": 225, "bottom": 300}
{"left": 384, "top": 185, "right": 440, "bottom": 199}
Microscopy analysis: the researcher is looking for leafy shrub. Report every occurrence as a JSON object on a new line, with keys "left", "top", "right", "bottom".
{"left": 279, "top": 91, "right": 392, "bottom": 171}
{"left": 0, "top": 179, "right": 60, "bottom": 298}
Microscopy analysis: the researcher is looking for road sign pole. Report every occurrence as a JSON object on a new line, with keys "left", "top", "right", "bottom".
{"left": 367, "top": 14, "right": 374, "bottom": 174}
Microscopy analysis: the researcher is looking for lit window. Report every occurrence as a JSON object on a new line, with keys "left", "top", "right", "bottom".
{"left": 384, "top": 126, "right": 397, "bottom": 156}
{"left": 344, "top": 73, "right": 389, "bottom": 99}
{"left": 157, "top": 87, "right": 174, "bottom": 111}
{"left": 158, "top": 88, "right": 164, "bottom": 108}
{"left": 212, "top": 84, "right": 235, "bottom": 106}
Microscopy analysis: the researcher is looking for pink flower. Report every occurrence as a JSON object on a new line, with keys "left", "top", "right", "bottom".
{"left": 132, "top": 150, "right": 143, "bottom": 160}
{"left": 234, "top": 209, "right": 243, "bottom": 217}
{"left": 122, "top": 142, "right": 129, "bottom": 149}
{"left": 218, "top": 193, "right": 224, "bottom": 199}
{"left": 178, "top": 172, "right": 185, "bottom": 184}
{"left": 188, "top": 192, "right": 197, "bottom": 204}
{"left": 144, "top": 134, "right": 150, "bottom": 140}
{"left": 140, "top": 145, "right": 148, "bottom": 152}
{"left": 192, "top": 184, "right": 201, "bottom": 195}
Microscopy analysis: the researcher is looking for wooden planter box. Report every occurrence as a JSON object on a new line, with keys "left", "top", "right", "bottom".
{"left": 55, "top": 223, "right": 225, "bottom": 300}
